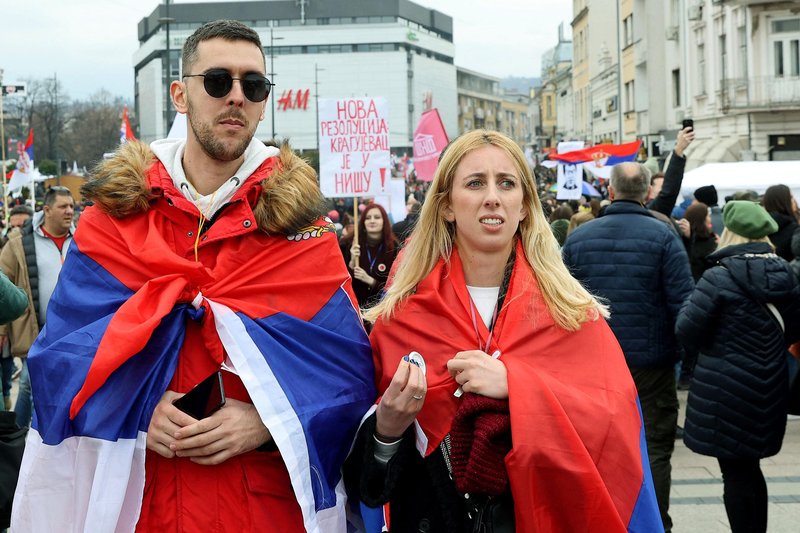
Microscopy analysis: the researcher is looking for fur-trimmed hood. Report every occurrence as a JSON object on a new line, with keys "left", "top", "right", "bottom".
{"left": 81, "top": 140, "right": 325, "bottom": 235}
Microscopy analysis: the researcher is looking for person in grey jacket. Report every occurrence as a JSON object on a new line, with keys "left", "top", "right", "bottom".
{"left": 0, "top": 271, "right": 26, "bottom": 325}
{"left": 676, "top": 201, "right": 800, "bottom": 533}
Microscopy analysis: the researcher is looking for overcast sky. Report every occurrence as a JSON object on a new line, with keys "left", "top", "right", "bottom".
{"left": 1, "top": 0, "right": 572, "bottom": 101}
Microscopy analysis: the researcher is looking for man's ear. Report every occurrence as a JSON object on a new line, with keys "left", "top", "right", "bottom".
{"left": 608, "top": 185, "right": 616, "bottom": 201}
{"left": 171, "top": 80, "right": 188, "bottom": 114}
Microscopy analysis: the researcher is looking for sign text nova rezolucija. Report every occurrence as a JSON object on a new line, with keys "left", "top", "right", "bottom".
{"left": 318, "top": 97, "right": 390, "bottom": 198}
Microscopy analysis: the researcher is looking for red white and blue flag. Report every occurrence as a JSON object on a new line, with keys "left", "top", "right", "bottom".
{"left": 7, "top": 129, "right": 37, "bottom": 192}
{"left": 120, "top": 106, "right": 136, "bottom": 144}
{"left": 548, "top": 140, "right": 642, "bottom": 179}
{"left": 12, "top": 189, "right": 376, "bottom": 531}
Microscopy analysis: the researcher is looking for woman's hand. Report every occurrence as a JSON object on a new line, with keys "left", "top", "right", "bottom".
{"left": 375, "top": 359, "right": 427, "bottom": 439}
{"left": 447, "top": 350, "right": 508, "bottom": 400}
{"left": 353, "top": 266, "right": 376, "bottom": 287}
{"left": 349, "top": 243, "right": 361, "bottom": 270}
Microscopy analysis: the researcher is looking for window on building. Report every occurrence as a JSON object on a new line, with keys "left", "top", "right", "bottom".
{"left": 672, "top": 69, "right": 681, "bottom": 107}
{"left": 719, "top": 34, "right": 728, "bottom": 86}
{"left": 625, "top": 80, "right": 635, "bottom": 112}
{"left": 738, "top": 26, "right": 748, "bottom": 80}
{"left": 623, "top": 15, "right": 634, "bottom": 47}
{"left": 771, "top": 18, "right": 800, "bottom": 78}
{"left": 698, "top": 44, "right": 706, "bottom": 95}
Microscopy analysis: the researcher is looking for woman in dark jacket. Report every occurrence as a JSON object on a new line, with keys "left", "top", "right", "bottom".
{"left": 681, "top": 202, "right": 718, "bottom": 281}
{"left": 340, "top": 203, "right": 398, "bottom": 309}
{"left": 762, "top": 184, "right": 799, "bottom": 261}
{"left": 676, "top": 201, "right": 800, "bottom": 533}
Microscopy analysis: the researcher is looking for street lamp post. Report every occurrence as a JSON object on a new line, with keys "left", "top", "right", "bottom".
{"left": 269, "top": 28, "right": 285, "bottom": 140}
{"left": 159, "top": 0, "right": 175, "bottom": 136}
{"left": 314, "top": 63, "right": 325, "bottom": 151}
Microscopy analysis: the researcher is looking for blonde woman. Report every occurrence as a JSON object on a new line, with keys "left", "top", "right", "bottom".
{"left": 345, "top": 130, "right": 661, "bottom": 532}
{"left": 677, "top": 201, "right": 800, "bottom": 533}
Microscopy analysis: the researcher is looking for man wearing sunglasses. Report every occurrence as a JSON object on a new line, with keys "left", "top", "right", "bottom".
{"left": 13, "top": 20, "right": 375, "bottom": 533}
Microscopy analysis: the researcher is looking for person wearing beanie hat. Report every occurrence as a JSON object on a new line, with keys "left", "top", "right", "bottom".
{"left": 677, "top": 200, "right": 800, "bottom": 533}
{"left": 693, "top": 185, "right": 718, "bottom": 207}
{"left": 722, "top": 200, "right": 778, "bottom": 240}
{"left": 692, "top": 185, "right": 724, "bottom": 234}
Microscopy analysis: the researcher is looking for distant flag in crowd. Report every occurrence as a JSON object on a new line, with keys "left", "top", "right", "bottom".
{"left": 120, "top": 106, "right": 136, "bottom": 144}
{"left": 412, "top": 108, "right": 449, "bottom": 181}
{"left": 7, "top": 129, "right": 38, "bottom": 192}
{"left": 548, "top": 140, "right": 642, "bottom": 179}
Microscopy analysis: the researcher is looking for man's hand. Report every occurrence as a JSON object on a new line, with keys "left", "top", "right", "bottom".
{"left": 674, "top": 127, "right": 696, "bottom": 158}
{"left": 146, "top": 390, "right": 198, "bottom": 459}
{"left": 447, "top": 350, "right": 508, "bottom": 400}
{"left": 171, "top": 398, "right": 271, "bottom": 465}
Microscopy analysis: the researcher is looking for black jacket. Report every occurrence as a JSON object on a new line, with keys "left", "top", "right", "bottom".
{"left": 562, "top": 200, "right": 694, "bottom": 368}
{"left": 344, "top": 414, "right": 471, "bottom": 533}
{"left": 767, "top": 211, "right": 799, "bottom": 262}
{"left": 676, "top": 242, "right": 800, "bottom": 459}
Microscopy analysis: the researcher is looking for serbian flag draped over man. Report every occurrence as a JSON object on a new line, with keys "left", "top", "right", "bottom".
{"left": 12, "top": 142, "right": 376, "bottom": 532}
{"left": 370, "top": 241, "right": 662, "bottom": 532}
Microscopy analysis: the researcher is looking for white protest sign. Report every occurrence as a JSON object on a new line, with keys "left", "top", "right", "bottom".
{"left": 319, "top": 97, "right": 390, "bottom": 198}
{"left": 556, "top": 141, "right": 584, "bottom": 201}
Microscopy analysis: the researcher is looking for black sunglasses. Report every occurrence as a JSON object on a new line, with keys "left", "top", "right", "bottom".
{"left": 183, "top": 69, "right": 274, "bottom": 102}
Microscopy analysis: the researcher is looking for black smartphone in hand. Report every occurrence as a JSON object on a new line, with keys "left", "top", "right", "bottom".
{"left": 172, "top": 371, "right": 226, "bottom": 420}
{"left": 682, "top": 118, "right": 694, "bottom": 131}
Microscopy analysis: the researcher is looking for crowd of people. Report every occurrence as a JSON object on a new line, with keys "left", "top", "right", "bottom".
{"left": 1, "top": 17, "right": 799, "bottom": 533}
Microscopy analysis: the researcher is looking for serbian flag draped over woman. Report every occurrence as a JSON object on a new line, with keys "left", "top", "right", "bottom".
{"left": 346, "top": 130, "right": 662, "bottom": 532}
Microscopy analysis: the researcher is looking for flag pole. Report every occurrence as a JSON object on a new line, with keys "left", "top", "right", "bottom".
{"left": 0, "top": 73, "right": 8, "bottom": 227}
{"left": 352, "top": 197, "right": 359, "bottom": 262}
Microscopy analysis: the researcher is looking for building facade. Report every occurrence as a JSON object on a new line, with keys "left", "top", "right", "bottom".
{"left": 133, "top": 0, "right": 458, "bottom": 150}
{"left": 687, "top": 0, "right": 800, "bottom": 166}
{"left": 456, "top": 68, "right": 502, "bottom": 134}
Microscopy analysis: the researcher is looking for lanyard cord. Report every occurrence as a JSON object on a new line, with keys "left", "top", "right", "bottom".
{"left": 468, "top": 296, "right": 498, "bottom": 353}
{"left": 365, "top": 242, "right": 384, "bottom": 272}
{"left": 184, "top": 183, "right": 218, "bottom": 263}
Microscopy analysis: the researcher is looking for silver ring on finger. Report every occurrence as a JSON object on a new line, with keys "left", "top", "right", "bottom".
{"left": 412, "top": 394, "right": 424, "bottom": 400}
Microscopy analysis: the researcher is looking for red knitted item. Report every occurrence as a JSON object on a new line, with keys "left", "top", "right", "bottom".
{"left": 448, "top": 392, "right": 512, "bottom": 496}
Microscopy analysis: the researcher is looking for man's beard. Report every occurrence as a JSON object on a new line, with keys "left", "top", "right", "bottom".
{"left": 187, "top": 100, "right": 253, "bottom": 161}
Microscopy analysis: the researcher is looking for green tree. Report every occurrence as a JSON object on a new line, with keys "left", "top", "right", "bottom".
{"left": 38, "top": 159, "right": 57, "bottom": 176}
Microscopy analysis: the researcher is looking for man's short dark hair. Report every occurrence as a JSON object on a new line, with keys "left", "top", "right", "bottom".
{"left": 182, "top": 20, "right": 265, "bottom": 74}
{"left": 9, "top": 205, "right": 33, "bottom": 217}
{"left": 43, "top": 186, "right": 73, "bottom": 208}
{"left": 610, "top": 163, "right": 650, "bottom": 202}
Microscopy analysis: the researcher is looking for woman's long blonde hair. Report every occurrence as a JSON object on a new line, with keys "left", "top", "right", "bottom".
{"left": 366, "top": 130, "right": 607, "bottom": 330}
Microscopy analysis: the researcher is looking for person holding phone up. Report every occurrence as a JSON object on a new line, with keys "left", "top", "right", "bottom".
{"left": 12, "top": 20, "right": 376, "bottom": 533}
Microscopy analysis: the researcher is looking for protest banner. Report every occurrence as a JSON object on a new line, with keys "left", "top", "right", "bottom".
{"left": 319, "top": 97, "right": 390, "bottom": 198}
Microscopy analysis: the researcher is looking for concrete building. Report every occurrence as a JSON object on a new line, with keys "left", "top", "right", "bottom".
{"left": 686, "top": 0, "right": 800, "bottom": 167}
{"left": 456, "top": 68, "right": 502, "bottom": 134}
{"left": 537, "top": 25, "right": 573, "bottom": 148}
{"left": 133, "top": 0, "right": 458, "bottom": 150}
{"left": 572, "top": 0, "right": 621, "bottom": 144}
{"left": 500, "top": 90, "right": 533, "bottom": 147}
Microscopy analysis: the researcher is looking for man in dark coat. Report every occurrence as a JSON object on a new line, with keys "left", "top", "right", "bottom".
{"left": 562, "top": 162, "right": 695, "bottom": 533}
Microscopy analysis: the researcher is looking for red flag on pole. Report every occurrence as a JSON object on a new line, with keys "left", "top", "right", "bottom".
{"left": 412, "top": 109, "right": 449, "bottom": 181}
{"left": 120, "top": 106, "right": 136, "bottom": 144}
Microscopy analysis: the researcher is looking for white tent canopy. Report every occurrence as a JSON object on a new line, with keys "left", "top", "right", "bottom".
{"left": 681, "top": 161, "right": 800, "bottom": 204}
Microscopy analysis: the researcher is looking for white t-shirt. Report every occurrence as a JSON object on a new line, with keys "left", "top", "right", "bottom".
{"left": 466, "top": 285, "right": 500, "bottom": 329}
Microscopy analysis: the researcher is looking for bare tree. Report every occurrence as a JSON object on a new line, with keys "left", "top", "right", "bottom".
{"left": 62, "top": 91, "right": 131, "bottom": 167}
